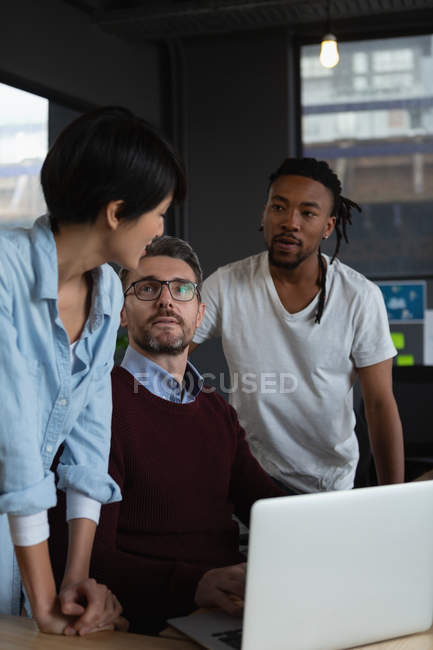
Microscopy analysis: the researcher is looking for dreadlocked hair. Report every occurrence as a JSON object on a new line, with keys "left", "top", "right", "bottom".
{"left": 268, "top": 157, "right": 361, "bottom": 324}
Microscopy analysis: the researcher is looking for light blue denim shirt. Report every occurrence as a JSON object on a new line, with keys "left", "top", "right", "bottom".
{"left": 121, "top": 345, "right": 203, "bottom": 403}
{"left": 0, "top": 215, "right": 123, "bottom": 614}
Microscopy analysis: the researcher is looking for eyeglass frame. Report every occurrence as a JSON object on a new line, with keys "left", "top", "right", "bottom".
{"left": 123, "top": 278, "right": 201, "bottom": 303}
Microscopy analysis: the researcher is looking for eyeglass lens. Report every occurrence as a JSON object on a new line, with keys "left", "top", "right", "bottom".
{"left": 134, "top": 280, "right": 195, "bottom": 301}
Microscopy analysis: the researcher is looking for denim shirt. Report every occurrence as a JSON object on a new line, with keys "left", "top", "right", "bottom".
{"left": 0, "top": 216, "right": 123, "bottom": 614}
{"left": 121, "top": 345, "right": 203, "bottom": 403}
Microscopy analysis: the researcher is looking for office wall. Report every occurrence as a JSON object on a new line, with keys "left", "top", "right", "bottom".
{"left": 0, "top": 0, "right": 161, "bottom": 123}
{"left": 184, "top": 29, "right": 292, "bottom": 384}
{"left": 184, "top": 28, "right": 291, "bottom": 277}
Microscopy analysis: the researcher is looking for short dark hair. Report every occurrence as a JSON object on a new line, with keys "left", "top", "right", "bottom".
{"left": 269, "top": 157, "right": 341, "bottom": 210}
{"left": 267, "top": 157, "right": 361, "bottom": 324}
{"left": 41, "top": 106, "right": 186, "bottom": 233}
{"left": 120, "top": 235, "right": 203, "bottom": 295}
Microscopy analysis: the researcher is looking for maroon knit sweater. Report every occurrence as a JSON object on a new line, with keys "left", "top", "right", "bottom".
{"left": 89, "top": 366, "right": 283, "bottom": 633}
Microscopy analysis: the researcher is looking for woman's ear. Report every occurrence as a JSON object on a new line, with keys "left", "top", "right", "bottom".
{"left": 105, "top": 200, "right": 125, "bottom": 231}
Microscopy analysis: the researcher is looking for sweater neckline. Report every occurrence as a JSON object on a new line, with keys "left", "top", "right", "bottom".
{"left": 113, "top": 366, "right": 202, "bottom": 414}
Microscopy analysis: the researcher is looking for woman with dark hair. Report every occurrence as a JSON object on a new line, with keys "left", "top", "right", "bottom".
{"left": 0, "top": 106, "right": 186, "bottom": 635}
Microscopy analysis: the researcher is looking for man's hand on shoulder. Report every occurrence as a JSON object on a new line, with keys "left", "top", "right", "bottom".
{"left": 195, "top": 563, "right": 246, "bottom": 616}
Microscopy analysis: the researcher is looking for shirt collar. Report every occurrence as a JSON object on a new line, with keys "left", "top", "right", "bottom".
{"left": 31, "top": 215, "right": 112, "bottom": 318}
{"left": 89, "top": 266, "right": 113, "bottom": 319}
{"left": 31, "top": 215, "right": 58, "bottom": 301}
{"left": 120, "top": 345, "right": 203, "bottom": 404}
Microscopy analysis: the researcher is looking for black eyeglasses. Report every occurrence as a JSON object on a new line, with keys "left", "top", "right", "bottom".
{"left": 124, "top": 279, "right": 200, "bottom": 302}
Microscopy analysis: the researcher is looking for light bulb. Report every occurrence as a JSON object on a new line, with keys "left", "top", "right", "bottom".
{"left": 319, "top": 33, "right": 339, "bottom": 68}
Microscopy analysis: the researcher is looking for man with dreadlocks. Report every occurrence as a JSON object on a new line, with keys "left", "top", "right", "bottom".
{"left": 191, "top": 157, "right": 404, "bottom": 494}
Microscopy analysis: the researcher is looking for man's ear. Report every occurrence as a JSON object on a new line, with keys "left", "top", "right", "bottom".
{"left": 195, "top": 302, "right": 206, "bottom": 330}
{"left": 324, "top": 215, "right": 336, "bottom": 238}
{"left": 105, "top": 200, "right": 125, "bottom": 231}
{"left": 120, "top": 304, "right": 128, "bottom": 329}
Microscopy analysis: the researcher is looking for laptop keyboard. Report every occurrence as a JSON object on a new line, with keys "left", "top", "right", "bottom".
{"left": 212, "top": 628, "right": 243, "bottom": 648}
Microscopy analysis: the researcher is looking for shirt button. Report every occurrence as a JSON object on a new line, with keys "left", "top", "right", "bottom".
{"left": 46, "top": 444, "right": 53, "bottom": 453}
{"left": 59, "top": 398, "right": 68, "bottom": 406}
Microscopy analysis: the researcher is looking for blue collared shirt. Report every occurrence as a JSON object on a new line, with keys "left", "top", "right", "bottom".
{"left": 121, "top": 345, "right": 203, "bottom": 403}
{"left": 0, "top": 215, "right": 123, "bottom": 513}
{"left": 0, "top": 216, "right": 123, "bottom": 614}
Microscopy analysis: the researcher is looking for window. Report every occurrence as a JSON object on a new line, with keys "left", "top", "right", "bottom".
{"left": 301, "top": 56, "right": 333, "bottom": 78}
{"left": 372, "top": 72, "right": 413, "bottom": 91}
{"left": 373, "top": 49, "right": 414, "bottom": 73}
{"left": 353, "top": 52, "right": 368, "bottom": 74}
{"left": 301, "top": 34, "right": 433, "bottom": 278}
{"left": 353, "top": 76, "right": 368, "bottom": 92}
{"left": 0, "top": 83, "right": 48, "bottom": 227}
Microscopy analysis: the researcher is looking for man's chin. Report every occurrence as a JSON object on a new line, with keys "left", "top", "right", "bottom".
{"left": 136, "top": 334, "right": 189, "bottom": 356}
{"left": 268, "top": 250, "right": 303, "bottom": 270}
{"left": 151, "top": 345, "right": 186, "bottom": 356}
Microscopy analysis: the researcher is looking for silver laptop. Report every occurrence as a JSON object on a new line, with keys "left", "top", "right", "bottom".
{"left": 168, "top": 481, "right": 433, "bottom": 650}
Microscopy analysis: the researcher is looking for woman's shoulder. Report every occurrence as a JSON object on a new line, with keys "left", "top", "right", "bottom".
{"left": 98, "top": 262, "right": 121, "bottom": 286}
{"left": 0, "top": 226, "right": 33, "bottom": 280}
{"left": 97, "top": 263, "right": 123, "bottom": 307}
{"left": 0, "top": 224, "right": 31, "bottom": 250}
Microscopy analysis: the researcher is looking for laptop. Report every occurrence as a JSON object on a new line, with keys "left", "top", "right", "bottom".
{"left": 168, "top": 481, "right": 433, "bottom": 649}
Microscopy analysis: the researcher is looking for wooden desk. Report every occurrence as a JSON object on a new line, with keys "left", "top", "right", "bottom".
{"left": 2, "top": 615, "right": 432, "bottom": 649}
{"left": 414, "top": 469, "right": 433, "bottom": 482}
{"left": 354, "top": 625, "right": 433, "bottom": 649}
{"left": 0, "top": 615, "right": 198, "bottom": 649}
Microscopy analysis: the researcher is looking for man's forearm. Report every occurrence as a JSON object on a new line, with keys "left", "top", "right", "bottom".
{"left": 366, "top": 401, "right": 404, "bottom": 484}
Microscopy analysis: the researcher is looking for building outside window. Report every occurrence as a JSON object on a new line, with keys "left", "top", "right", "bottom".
{"left": 0, "top": 83, "right": 48, "bottom": 227}
{"left": 301, "top": 34, "right": 433, "bottom": 279}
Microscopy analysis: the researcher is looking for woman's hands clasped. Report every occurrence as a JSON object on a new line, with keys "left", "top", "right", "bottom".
{"left": 34, "top": 578, "right": 128, "bottom": 636}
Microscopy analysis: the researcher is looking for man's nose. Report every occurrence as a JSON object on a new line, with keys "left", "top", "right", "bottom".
{"left": 281, "top": 209, "right": 300, "bottom": 230}
{"left": 157, "top": 283, "right": 173, "bottom": 306}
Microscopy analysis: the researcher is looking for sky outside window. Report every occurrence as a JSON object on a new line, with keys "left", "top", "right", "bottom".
{"left": 0, "top": 83, "right": 48, "bottom": 226}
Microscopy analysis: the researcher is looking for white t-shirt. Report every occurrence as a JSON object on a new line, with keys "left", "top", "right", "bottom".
{"left": 193, "top": 251, "right": 396, "bottom": 493}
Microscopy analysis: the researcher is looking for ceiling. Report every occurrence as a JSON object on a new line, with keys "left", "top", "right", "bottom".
{"left": 65, "top": 0, "right": 433, "bottom": 41}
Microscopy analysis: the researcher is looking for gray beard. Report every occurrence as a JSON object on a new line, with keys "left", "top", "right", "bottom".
{"left": 134, "top": 331, "right": 188, "bottom": 356}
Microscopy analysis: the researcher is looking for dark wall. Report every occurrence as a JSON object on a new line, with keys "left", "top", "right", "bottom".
{"left": 183, "top": 29, "right": 293, "bottom": 384}
{"left": 184, "top": 29, "right": 292, "bottom": 278}
{"left": 0, "top": 0, "right": 161, "bottom": 122}
{"left": 49, "top": 103, "right": 82, "bottom": 145}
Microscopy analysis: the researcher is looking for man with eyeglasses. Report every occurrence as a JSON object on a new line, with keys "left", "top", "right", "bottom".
{"left": 84, "top": 236, "right": 283, "bottom": 634}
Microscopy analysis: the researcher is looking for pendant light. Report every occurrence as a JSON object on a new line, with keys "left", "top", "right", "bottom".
{"left": 320, "top": 1, "right": 339, "bottom": 69}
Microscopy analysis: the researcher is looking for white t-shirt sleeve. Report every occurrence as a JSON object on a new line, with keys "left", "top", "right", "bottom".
{"left": 66, "top": 489, "right": 101, "bottom": 524}
{"left": 193, "top": 269, "right": 223, "bottom": 343}
{"left": 8, "top": 511, "right": 49, "bottom": 546}
{"left": 7, "top": 491, "right": 102, "bottom": 546}
{"left": 351, "top": 282, "right": 397, "bottom": 368}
